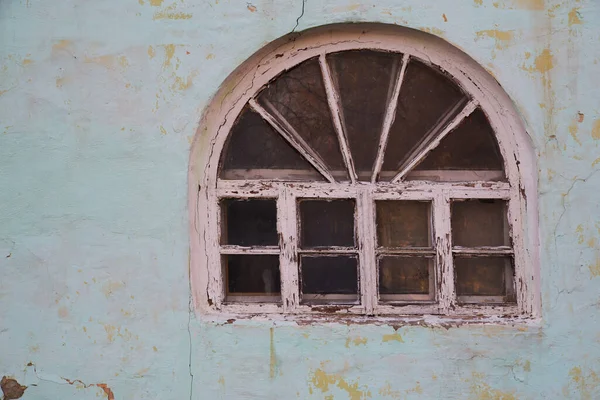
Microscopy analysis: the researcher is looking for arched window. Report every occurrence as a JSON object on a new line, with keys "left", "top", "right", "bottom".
{"left": 190, "top": 25, "right": 539, "bottom": 320}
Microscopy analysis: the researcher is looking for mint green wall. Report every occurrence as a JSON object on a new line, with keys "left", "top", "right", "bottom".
{"left": 1, "top": 1, "right": 600, "bottom": 399}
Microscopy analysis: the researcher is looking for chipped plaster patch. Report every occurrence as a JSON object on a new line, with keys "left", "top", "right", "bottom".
{"left": 153, "top": 3, "right": 192, "bottom": 20}
{"left": 382, "top": 333, "right": 404, "bottom": 343}
{"left": 345, "top": 336, "right": 368, "bottom": 347}
{"left": 565, "top": 367, "right": 600, "bottom": 399}
{"left": 591, "top": 120, "right": 600, "bottom": 140}
{"left": 468, "top": 372, "right": 517, "bottom": 399}
{"left": 475, "top": 29, "right": 515, "bottom": 50}
{"left": 568, "top": 8, "right": 583, "bottom": 26}
{"left": 309, "top": 364, "right": 372, "bottom": 400}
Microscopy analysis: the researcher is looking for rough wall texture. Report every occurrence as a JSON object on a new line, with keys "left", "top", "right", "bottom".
{"left": 1, "top": 0, "right": 600, "bottom": 399}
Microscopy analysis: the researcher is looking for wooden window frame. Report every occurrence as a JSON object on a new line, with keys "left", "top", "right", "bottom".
{"left": 189, "top": 24, "right": 540, "bottom": 323}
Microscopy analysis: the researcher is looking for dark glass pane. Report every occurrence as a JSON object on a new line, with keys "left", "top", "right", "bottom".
{"left": 221, "top": 199, "right": 278, "bottom": 246}
{"left": 328, "top": 50, "right": 402, "bottom": 180}
{"left": 455, "top": 256, "right": 513, "bottom": 297}
{"left": 219, "top": 106, "right": 321, "bottom": 180}
{"left": 379, "top": 256, "right": 432, "bottom": 295}
{"left": 451, "top": 200, "right": 509, "bottom": 247}
{"left": 257, "top": 57, "right": 348, "bottom": 180}
{"left": 376, "top": 201, "right": 431, "bottom": 247}
{"left": 381, "top": 60, "right": 467, "bottom": 180}
{"left": 300, "top": 199, "right": 355, "bottom": 248}
{"left": 415, "top": 108, "right": 505, "bottom": 176}
{"left": 301, "top": 255, "right": 358, "bottom": 295}
{"left": 224, "top": 255, "right": 281, "bottom": 297}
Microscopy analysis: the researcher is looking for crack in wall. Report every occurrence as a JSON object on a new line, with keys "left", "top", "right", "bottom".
{"left": 553, "top": 168, "right": 600, "bottom": 255}
{"left": 291, "top": 0, "right": 306, "bottom": 33}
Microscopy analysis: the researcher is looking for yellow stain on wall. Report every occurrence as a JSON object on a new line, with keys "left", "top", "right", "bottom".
{"left": 566, "top": 367, "right": 600, "bottom": 399}
{"left": 160, "top": 125, "right": 167, "bottom": 135}
{"left": 22, "top": 58, "right": 33, "bottom": 66}
{"left": 477, "top": 0, "right": 544, "bottom": 10}
{"left": 589, "top": 258, "right": 600, "bottom": 278}
{"left": 102, "top": 281, "right": 125, "bottom": 298}
{"left": 309, "top": 366, "right": 372, "bottom": 400}
{"left": 382, "top": 333, "right": 404, "bottom": 343}
{"left": 153, "top": 4, "right": 192, "bottom": 20}
{"left": 170, "top": 71, "right": 198, "bottom": 92}
{"left": 162, "top": 44, "right": 178, "bottom": 68}
{"left": 51, "top": 39, "right": 73, "bottom": 55}
{"left": 104, "top": 324, "right": 117, "bottom": 342}
{"left": 378, "top": 382, "right": 401, "bottom": 397}
{"left": 512, "top": 0, "right": 544, "bottom": 10}
{"left": 420, "top": 27, "right": 445, "bottom": 37}
{"left": 345, "top": 336, "right": 368, "bottom": 348}
{"left": 591, "top": 157, "right": 600, "bottom": 168}
{"left": 148, "top": 45, "right": 156, "bottom": 59}
{"left": 576, "top": 224, "right": 585, "bottom": 244}
{"left": 568, "top": 114, "right": 583, "bottom": 145}
{"left": 332, "top": 4, "right": 362, "bottom": 12}
{"left": 468, "top": 372, "right": 517, "bottom": 399}
{"left": 118, "top": 56, "right": 129, "bottom": 68}
{"left": 533, "top": 48, "right": 554, "bottom": 73}
{"left": 476, "top": 29, "right": 515, "bottom": 50}
{"left": 591, "top": 120, "right": 600, "bottom": 140}
{"left": 521, "top": 48, "right": 555, "bottom": 138}
{"left": 568, "top": 8, "right": 583, "bottom": 26}
{"left": 150, "top": 0, "right": 163, "bottom": 6}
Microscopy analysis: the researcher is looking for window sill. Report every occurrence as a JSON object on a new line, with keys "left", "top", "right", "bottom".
{"left": 199, "top": 311, "right": 540, "bottom": 329}
{"left": 199, "top": 302, "right": 537, "bottom": 328}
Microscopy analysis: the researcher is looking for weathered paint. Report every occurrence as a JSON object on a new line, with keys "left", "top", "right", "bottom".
{"left": 1, "top": 1, "right": 600, "bottom": 399}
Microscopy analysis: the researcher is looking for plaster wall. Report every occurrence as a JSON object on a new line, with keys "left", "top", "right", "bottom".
{"left": 1, "top": 0, "right": 600, "bottom": 399}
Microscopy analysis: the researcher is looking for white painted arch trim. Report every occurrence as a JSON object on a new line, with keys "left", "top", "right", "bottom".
{"left": 189, "top": 23, "right": 540, "bottom": 322}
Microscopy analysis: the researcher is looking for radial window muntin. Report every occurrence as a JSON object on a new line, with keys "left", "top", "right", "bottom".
{"left": 190, "top": 25, "right": 539, "bottom": 320}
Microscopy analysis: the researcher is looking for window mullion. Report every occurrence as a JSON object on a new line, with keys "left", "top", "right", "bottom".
{"left": 278, "top": 186, "right": 299, "bottom": 313}
{"left": 433, "top": 190, "right": 455, "bottom": 313}
{"left": 357, "top": 188, "right": 377, "bottom": 314}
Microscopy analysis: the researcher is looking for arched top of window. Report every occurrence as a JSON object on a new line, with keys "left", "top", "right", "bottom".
{"left": 190, "top": 24, "right": 539, "bottom": 322}
{"left": 220, "top": 51, "right": 505, "bottom": 184}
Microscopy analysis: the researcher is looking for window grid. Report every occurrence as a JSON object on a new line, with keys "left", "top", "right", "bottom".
{"left": 215, "top": 183, "right": 514, "bottom": 316}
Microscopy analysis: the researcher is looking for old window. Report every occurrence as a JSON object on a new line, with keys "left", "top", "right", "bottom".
{"left": 191, "top": 25, "right": 538, "bottom": 320}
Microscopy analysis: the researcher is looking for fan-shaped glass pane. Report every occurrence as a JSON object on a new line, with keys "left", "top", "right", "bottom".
{"left": 380, "top": 60, "right": 467, "bottom": 181}
{"left": 219, "top": 106, "right": 322, "bottom": 180}
{"left": 257, "top": 57, "right": 348, "bottom": 181}
{"left": 410, "top": 108, "right": 505, "bottom": 181}
{"left": 328, "top": 50, "right": 403, "bottom": 181}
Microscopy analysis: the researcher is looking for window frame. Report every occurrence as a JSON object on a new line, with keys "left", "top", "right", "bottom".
{"left": 189, "top": 24, "right": 540, "bottom": 322}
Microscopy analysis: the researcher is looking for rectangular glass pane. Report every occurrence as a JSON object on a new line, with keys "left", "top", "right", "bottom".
{"left": 376, "top": 201, "right": 431, "bottom": 247}
{"left": 378, "top": 256, "right": 433, "bottom": 297}
{"left": 299, "top": 199, "right": 355, "bottom": 248}
{"left": 224, "top": 255, "right": 281, "bottom": 300}
{"left": 455, "top": 256, "right": 514, "bottom": 300}
{"left": 300, "top": 255, "right": 358, "bottom": 303}
{"left": 221, "top": 199, "right": 278, "bottom": 246}
{"left": 451, "top": 200, "right": 509, "bottom": 247}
